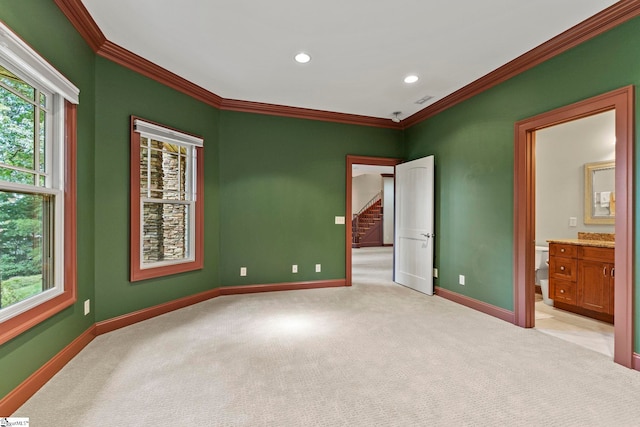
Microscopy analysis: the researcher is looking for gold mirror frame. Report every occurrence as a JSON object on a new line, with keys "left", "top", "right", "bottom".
{"left": 584, "top": 160, "right": 615, "bottom": 224}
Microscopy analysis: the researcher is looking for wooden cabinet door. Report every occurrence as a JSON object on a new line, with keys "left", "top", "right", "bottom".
{"left": 578, "top": 260, "right": 612, "bottom": 314}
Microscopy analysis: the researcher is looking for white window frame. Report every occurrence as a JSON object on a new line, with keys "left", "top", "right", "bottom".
{"left": 0, "top": 21, "right": 79, "bottom": 324}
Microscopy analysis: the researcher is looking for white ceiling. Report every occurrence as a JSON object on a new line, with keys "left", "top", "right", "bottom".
{"left": 81, "top": 0, "right": 618, "bottom": 122}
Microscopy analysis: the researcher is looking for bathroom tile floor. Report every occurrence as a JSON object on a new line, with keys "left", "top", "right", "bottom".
{"left": 534, "top": 294, "right": 614, "bottom": 358}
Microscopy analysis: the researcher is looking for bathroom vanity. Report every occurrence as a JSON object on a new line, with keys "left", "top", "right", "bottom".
{"left": 547, "top": 236, "right": 614, "bottom": 323}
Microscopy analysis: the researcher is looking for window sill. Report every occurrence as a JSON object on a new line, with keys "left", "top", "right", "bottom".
{"left": 0, "top": 289, "right": 76, "bottom": 345}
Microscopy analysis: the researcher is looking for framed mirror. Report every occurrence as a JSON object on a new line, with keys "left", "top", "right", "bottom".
{"left": 584, "top": 160, "right": 615, "bottom": 224}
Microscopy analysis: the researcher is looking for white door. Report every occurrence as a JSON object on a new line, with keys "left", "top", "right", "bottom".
{"left": 394, "top": 156, "right": 435, "bottom": 295}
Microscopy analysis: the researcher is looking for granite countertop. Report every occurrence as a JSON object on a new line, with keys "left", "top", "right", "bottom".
{"left": 547, "top": 239, "right": 615, "bottom": 248}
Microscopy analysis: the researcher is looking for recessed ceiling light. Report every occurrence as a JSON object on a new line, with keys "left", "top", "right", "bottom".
{"left": 404, "top": 75, "right": 419, "bottom": 84}
{"left": 295, "top": 52, "right": 311, "bottom": 64}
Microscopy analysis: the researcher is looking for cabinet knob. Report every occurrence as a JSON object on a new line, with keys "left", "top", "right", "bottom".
{"left": 560, "top": 266, "right": 565, "bottom": 271}
{"left": 560, "top": 289, "right": 565, "bottom": 293}
{"left": 560, "top": 248, "right": 565, "bottom": 253}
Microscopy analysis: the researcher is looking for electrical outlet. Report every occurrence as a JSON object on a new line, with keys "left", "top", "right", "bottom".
{"left": 315, "top": 264, "right": 321, "bottom": 273}
{"left": 292, "top": 264, "right": 298, "bottom": 273}
{"left": 84, "top": 299, "right": 90, "bottom": 315}
{"left": 433, "top": 268, "right": 438, "bottom": 278}
{"left": 240, "top": 267, "right": 247, "bottom": 276}
{"left": 459, "top": 275, "right": 465, "bottom": 285}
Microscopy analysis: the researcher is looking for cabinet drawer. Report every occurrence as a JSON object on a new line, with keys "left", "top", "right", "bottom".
{"left": 552, "top": 279, "right": 576, "bottom": 304}
{"left": 579, "top": 246, "right": 614, "bottom": 263}
{"left": 549, "top": 243, "right": 577, "bottom": 258}
{"left": 549, "top": 257, "right": 577, "bottom": 281}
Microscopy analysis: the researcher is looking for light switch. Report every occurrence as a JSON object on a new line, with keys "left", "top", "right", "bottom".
{"left": 569, "top": 217, "right": 577, "bottom": 227}
{"left": 335, "top": 216, "right": 345, "bottom": 224}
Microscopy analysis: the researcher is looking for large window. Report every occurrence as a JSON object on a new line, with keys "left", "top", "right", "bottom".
{"left": 130, "top": 117, "right": 204, "bottom": 281}
{"left": 0, "top": 22, "right": 78, "bottom": 344}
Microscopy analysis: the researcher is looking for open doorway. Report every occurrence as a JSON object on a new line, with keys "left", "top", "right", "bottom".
{"left": 346, "top": 156, "right": 402, "bottom": 287}
{"left": 514, "top": 86, "right": 634, "bottom": 368}
{"left": 533, "top": 110, "right": 615, "bottom": 357}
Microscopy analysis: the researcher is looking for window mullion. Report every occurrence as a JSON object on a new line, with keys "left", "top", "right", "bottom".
{"left": 0, "top": 80, "right": 39, "bottom": 106}
{"left": 34, "top": 88, "right": 41, "bottom": 186}
{"left": 146, "top": 140, "right": 151, "bottom": 199}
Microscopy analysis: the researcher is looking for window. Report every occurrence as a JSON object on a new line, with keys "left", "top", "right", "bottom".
{"left": 130, "top": 117, "right": 204, "bottom": 281}
{"left": 0, "top": 22, "right": 78, "bottom": 344}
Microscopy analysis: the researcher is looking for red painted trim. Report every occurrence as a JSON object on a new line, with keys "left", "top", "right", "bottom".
{"left": 0, "top": 102, "right": 78, "bottom": 346}
{"left": 514, "top": 86, "right": 634, "bottom": 368}
{"left": 52, "top": 0, "right": 400, "bottom": 128}
{"left": 403, "top": 1, "right": 640, "bottom": 128}
{"left": 98, "top": 41, "right": 223, "bottom": 108}
{"left": 95, "top": 289, "right": 222, "bottom": 335}
{"left": 219, "top": 280, "right": 346, "bottom": 295}
{"left": 56, "top": 1, "right": 640, "bottom": 129}
{"left": 346, "top": 156, "right": 403, "bottom": 286}
{"left": 96, "top": 280, "right": 345, "bottom": 335}
{"left": 0, "top": 326, "right": 95, "bottom": 415}
{"left": 220, "top": 98, "right": 399, "bottom": 129}
{"left": 129, "top": 116, "right": 205, "bottom": 282}
{"left": 53, "top": 0, "right": 106, "bottom": 51}
{"left": 435, "top": 287, "right": 515, "bottom": 324}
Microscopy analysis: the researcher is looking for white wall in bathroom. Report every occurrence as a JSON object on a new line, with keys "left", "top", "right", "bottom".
{"left": 535, "top": 110, "right": 616, "bottom": 246}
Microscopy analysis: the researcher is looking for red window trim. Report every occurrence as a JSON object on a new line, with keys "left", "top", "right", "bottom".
{"left": 129, "top": 116, "right": 204, "bottom": 282}
{"left": 0, "top": 101, "right": 78, "bottom": 346}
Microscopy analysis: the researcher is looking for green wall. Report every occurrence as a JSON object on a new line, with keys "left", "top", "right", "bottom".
{"left": 0, "top": 1, "right": 403, "bottom": 400}
{"left": 219, "top": 112, "right": 403, "bottom": 286}
{"left": 2, "top": 0, "right": 640, "bottom": 405}
{"left": 0, "top": 0, "right": 96, "bottom": 399}
{"left": 93, "top": 57, "right": 220, "bottom": 321}
{"left": 405, "top": 15, "right": 640, "bottom": 347}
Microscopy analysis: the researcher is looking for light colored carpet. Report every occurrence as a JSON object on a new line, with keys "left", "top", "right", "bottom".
{"left": 15, "top": 247, "right": 640, "bottom": 426}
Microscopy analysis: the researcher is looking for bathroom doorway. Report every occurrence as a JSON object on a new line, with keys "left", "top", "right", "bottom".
{"left": 533, "top": 110, "right": 615, "bottom": 357}
{"left": 513, "top": 86, "right": 634, "bottom": 368}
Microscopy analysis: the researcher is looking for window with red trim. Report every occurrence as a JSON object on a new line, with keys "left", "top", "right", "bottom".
{"left": 130, "top": 117, "right": 204, "bottom": 281}
{"left": 0, "top": 22, "right": 78, "bottom": 345}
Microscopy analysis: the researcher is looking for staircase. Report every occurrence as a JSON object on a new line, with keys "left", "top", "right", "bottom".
{"left": 352, "top": 193, "right": 383, "bottom": 248}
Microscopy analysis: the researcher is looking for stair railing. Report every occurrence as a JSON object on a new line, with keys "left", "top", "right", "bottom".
{"left": 352, "top": 191, "right": 382, "bottom": 245}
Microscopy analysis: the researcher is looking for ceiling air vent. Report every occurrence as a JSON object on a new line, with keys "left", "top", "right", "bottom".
{"left": 415, "top": 95, "right": 434, "bottom": 105}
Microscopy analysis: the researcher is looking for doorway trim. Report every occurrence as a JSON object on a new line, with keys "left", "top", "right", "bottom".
{"left": 346, "top": 155, "right": 403, "bottom": 286}
{"left": 513, "top": 85, "right": 634, "bottom": 368}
